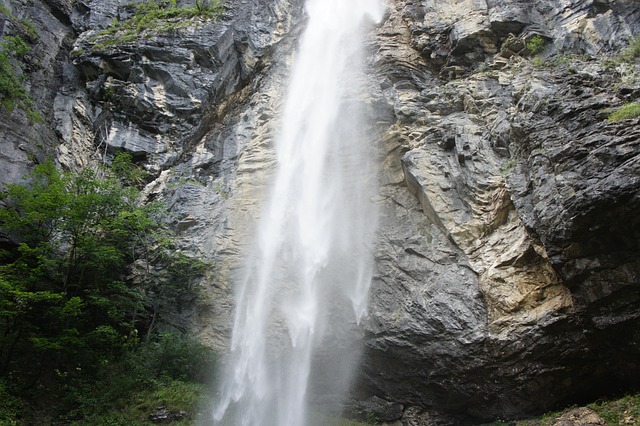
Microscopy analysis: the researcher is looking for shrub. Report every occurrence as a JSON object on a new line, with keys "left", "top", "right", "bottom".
{"left": 126, "top": 333, "right": 218, "bottom": 384}
{"left": 0, "top": 380, "right": 22, "bottom": 424}
{"left": 527, "top": 35, "right": 547, "bottom": 56}
{"left": 64, "top": 334, "right": 216, "bottom": 424}
{"left": 500, "top": 159, "right": 517, "bottom": 175}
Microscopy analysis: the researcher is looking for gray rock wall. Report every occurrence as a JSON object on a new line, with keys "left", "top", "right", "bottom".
{"left": 0, "top": 0, "right": 72, "bottom": 184}
{"left": 359, "top": 0, "right": 640, "bottom": 422}
{"left": 1, "top": 0, "right": 639, "bottom": 423}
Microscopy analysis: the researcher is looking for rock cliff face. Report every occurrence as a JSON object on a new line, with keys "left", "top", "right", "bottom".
{"left": 1, "top": 0, "right": 639, "bottom": 423}
{"left": 360, "top": 0, "right": 640, "bottom": 422}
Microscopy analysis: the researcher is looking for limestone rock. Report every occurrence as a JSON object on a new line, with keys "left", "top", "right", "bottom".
{"left": 347, "top": 395, "right": 403, "bottom": 423}
{"left": 553, "top": 407, "right": 606, "bottom": 426}
{"left": 356, "top": 0, "right": 640, "bottom": 422}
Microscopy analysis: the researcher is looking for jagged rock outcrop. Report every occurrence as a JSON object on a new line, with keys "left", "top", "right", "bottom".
{"left": 357, "top": 0, "right": 640, "bottom": 422}
{"left": 0, "top": 0, "right": 73, "bottom": 184}
{"left": 1, "top": 0, "right": 639, "bottom": 423}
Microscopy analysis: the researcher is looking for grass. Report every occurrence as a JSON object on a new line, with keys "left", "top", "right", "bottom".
{"left": 0, "top": 5, "right": 38, "bottom": 40}
{"left": 607, "top": 101, "right": 640, "bottom": 122}
{"left": 588, "top": 393, "right": 640, "bottom": 425}
{"left": 85, "top": 0, "right": 224, "bottom": 51}
{"left": 478, "top": 393, "right": 640, "bottom": 425}
{"left": 621, "top": 35, "right": 640, "bottom": 62}
{"left": 500, "top": 159, "right": 517, "bottom": 175}
{"left": 69, "top": 380, "right": 207, "bottom": 425}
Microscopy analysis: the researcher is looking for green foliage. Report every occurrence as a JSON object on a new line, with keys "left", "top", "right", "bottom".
{"left": 19, "top": 19, "right": 38, "bottom": 41}
{"left": 588, "top": 393, "right": 640, "bottom": 425}
{"left": 621, "top": 35, "right": 640, "bottom": 62}
{"left": 527, "top": 35, "right": 547, "bottom": 56}
{"left": 0, "top": 157, "right": 205, "bottom": 394}
{"left": 0, "top": 380, "right": 22, "bottom": 424}
{"left": 0, "top": 35, "right": 41, "bottom": 122}
{"left": 70, "top": 380, "right": 205, "bottom": 425}
{"left": 607, "top": 101, "right": 640, "bottom": 122}
{"left": 531, "top": 56, "right": 545, "bottom": 68}
{"left": 500, "top": 159, "right": 517, "bottom": 175}
{"left": 125, "top": 332, "right": 217, "bottom": 384}
{"left": 0, "top": 5, "right": 41, "bottom": 122}
{"left": 0, "top": 5, "right": 38, "bottom": 41}
{"left": 64, "top": 334, "right": 216, "bottom": 425}
{"left": 475, "top": 393, "right": 640, "bottom": 426}
{"left": 88, "top": 0, "right": 224, "bottom": 50}
{"left": 110, "top": 152, "right": 149, "bottom": 187}
{"left": 0, "top": 157, "right": 212, "bottom": 423}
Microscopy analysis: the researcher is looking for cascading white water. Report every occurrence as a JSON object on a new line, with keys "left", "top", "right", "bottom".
{"left": 213, "top": 0, "right": 384, "bottom": 425}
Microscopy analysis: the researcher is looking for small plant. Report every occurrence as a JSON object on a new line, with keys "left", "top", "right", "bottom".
{"left": 196, "top": 0, "right": 223, "bottom": 14}
{"left": 607, "top": 101, "right": 640, "bottom": 122}
{"left": 20, "top": 19, "right": 39, "bottom": 41}
{"left": 364, "top": 412, "right": 380, "bottom": 424}
{"left": 527, "top": 35, "right": 547, "bottom": 56}
{"left": 531, "top": 56, "right": 545, "bottom": 68}
{"left": 500, "top": 159, "right": 517, "bottom": 175}
{"left": 0, "top": 5, "right": 39, "bottom": 40}
{"left": 621, "top": 34, "right": 640, "bottom": 62}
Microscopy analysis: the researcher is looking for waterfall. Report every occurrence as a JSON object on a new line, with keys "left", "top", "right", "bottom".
{"left": 213, "top": 0, "right": 384, "bottom": 424}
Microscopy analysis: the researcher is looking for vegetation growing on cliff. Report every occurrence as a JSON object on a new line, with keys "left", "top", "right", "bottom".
{"left": 0, "top": 155, "right": 214, "bottom": 424}
{"left": 526, "top": 35, "right": 546, "bottom": 56}
{"left": 621, "top": 34, "right": 640, "bottom": 62}
{"left": 84, "top": 0, "right": 224, "bottom": 51}
{"left": 0, "top": 6, "right": 41, "bottom": 122}
{"left": 608, "top": 101, "right": 640, "bottom": 122}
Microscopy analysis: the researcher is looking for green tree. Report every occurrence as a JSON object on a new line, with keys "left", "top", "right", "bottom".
{"left": 0, "top": 156, "right": 202, "bottom": 388}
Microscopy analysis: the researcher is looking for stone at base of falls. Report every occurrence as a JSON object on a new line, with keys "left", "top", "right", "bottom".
{"left": 347, "top": 395, "right": 404, "bottom": 423}
{"left": 552, "top": 407, "right": 606, "bottom": 426}
{"left": 148, "top": 406, "right": 187, "bottom": 424}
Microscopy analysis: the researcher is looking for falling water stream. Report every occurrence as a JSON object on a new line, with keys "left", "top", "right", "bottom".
{"left": 213, "top": 0, "right": 385, "bottom": 424}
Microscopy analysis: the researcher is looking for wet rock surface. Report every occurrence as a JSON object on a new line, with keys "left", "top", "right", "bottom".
{"left": 1, "top": 0, "right": 640, "bottom": 423}
{"left": 148, "top": 406, "right": 188, "bottom": 423}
